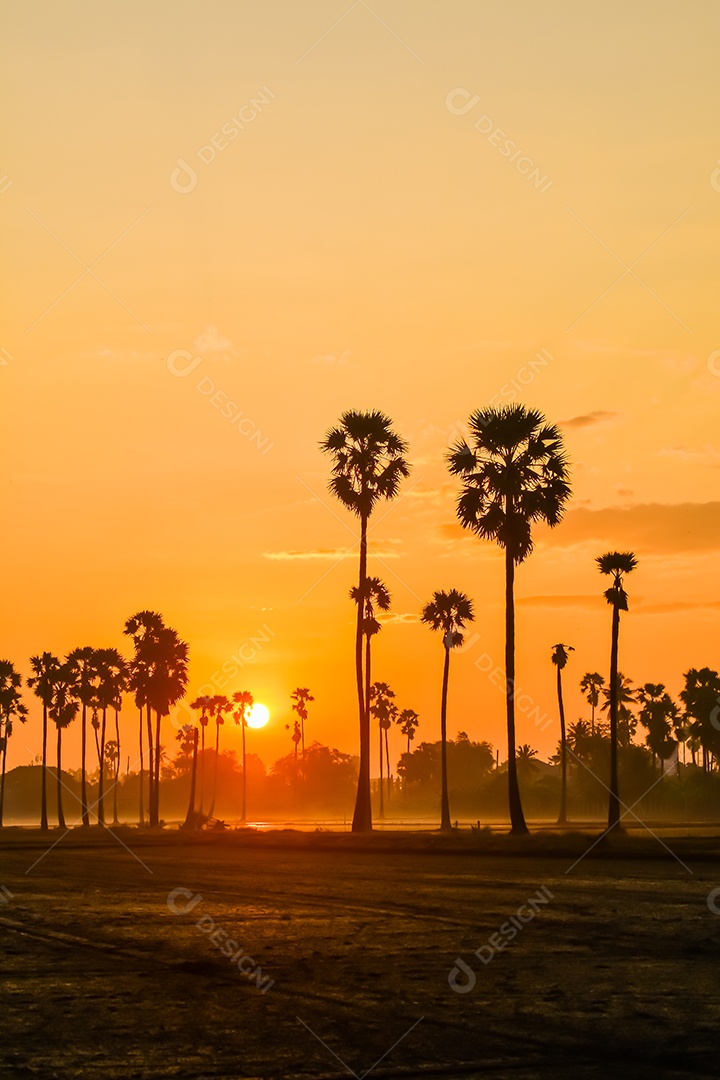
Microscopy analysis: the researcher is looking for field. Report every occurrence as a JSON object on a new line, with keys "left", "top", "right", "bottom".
{"left": 1, "top": 828, "right": 719, "bottom": 1079}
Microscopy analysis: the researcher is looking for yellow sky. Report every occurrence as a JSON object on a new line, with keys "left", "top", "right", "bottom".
{"left": 2, "top": 1, "right": 720, "bottom": 771}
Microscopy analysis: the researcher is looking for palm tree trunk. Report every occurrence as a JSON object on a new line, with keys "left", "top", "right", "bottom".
{"left": 557, "top": 667, "right": 568, "bottom": 825}
{"left": 505, "top": 548, "right": 528, "bottom": 834}
{"left": 0, "top": 728, "right": 7, "bottom": 827}
{"left": 138, "top": 707, "right": 144, "bottom": 825}
{"left": 607, "top": 605, "right": 621, "bottom": 830}
{"left": 152, "top": 710, "right": 162, "bottom": 826}
{"left": 57, "top": 725, "right": 66, "bottom": 830}
{"left": 81, "top": 705, "right": 89, "bottom": 826}
{"left": 440, "top": 645, "right": 452, "bottom": 832}
{"left": 41, "top": 704, "right": 49, "bottom": 831}
{"left": 352, "top": 513, "right": 372, "bottom": 832}
{"left": 199, "top": 724, "right": 206, "bottom": 815}
{"left": 208, "top": 721, "right": 220, "bottom": 819}
{"left": 146, "top": 704, "right": 154, "bottom": 825}
{"left": 183, "top": 727, "right": 199, "bottom": 829}
{"left": 113, "top": 709, "right": 120, "bottom": 826}
{"left": 241, "top": 722, "right": 247, "bottom": 825}
{"left": 98, "top": 707, "right": 107, "bottom": 826}
{"left": 385, "top": 728, "right": 391, "bottom": 805}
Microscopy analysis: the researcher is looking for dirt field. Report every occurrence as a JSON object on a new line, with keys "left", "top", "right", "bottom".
{"left": 1, "top": 828, "right": 718, "bottom": 1079}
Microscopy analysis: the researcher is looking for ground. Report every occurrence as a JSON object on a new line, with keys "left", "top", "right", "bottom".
{"left": 0, "top": 828, "right": 718, "bottom": 1079}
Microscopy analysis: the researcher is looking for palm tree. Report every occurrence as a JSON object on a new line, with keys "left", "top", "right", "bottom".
{"left": 448, "top": 404, "right": 571, "bottom": 834}
{"left": 124, "top": 610, "right": 165, "bottom": 826}
{"left": 290, "top": 687, "right": 315, "bottom": 776}
{"left": 637, "top": 683, "right": 678, "bottom": 772}
{"left": 600, "top": 673, "right": 637, "bottom": 747}
{"left": 551, "top": 643, "right": 574, "bottom": 825}
{"left": 66, "top": 646, "right": 97, "bottom": 826}
{"left": 28, "top": 652, "right": 61, "bottom": 831}
{"left": 680, "top": 668, "right": 720, "bottom": 772}
{"left": 597, "top": 551, "right": 638, "bottom": 830}
{"left": 0, "top": 661, "right": 28, "bottom": 827}
{"left": 368, "top": 682, "right": 396, "bottom": 819}
{"left": 579, "top": 672, "right": 604, "bottom": 735}
{"left": 178, "top": 724, "right": 200, "bottom": 829}
{"left": 147, "top": 625, "right": 189, "bottom": 826}
{"left": 397, "top": 708, "right": 420, "bottom": 756}
{"left": 421, "top": 589, "right": 475, "bottom": 832}
{"left": 232, "top": 690, "right": 254, "bottom": 825}
{"left": 49, "top": 663, "right": 80, "bottom": 829}
{"left": 207, "top": 694, "right": 231, "bottom": 818}
{"left": 189, "top": 695, "right": 212, "bottom": 814}
{"left": 351, "top": 576, "right": 391, "bottom": 799}
{"left": 322, "top": 410, "right": 410, "bottom": 833}
{"left": 92, "top": 648, "right": 127, "bottom": 827}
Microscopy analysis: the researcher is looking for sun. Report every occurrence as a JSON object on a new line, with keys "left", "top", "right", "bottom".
{"left": 247, "top": 702, "right": 270, "bottom": 729}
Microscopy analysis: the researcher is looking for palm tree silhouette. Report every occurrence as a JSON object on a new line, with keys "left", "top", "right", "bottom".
{"left": 189, "top": 695, "right": 211, "bottom": 814}
{"left": 421, "top": 589, "right": 475, "bottom": 832}
{"left": 351, "top": 577, "right": 391, "bottom": 808}
{"left": 597, "top": 551, "right": 638, "bottom": 830}
{"left": 66, "top": 646, "right": 97, "bottom": 826}
{"left": 322, "top": 410, "right": 410, "bottom": 833}
{"left": 637, "top": 683, "right": 678, "bottom": 772}
{"left": 680, "top": 667, "right": 720, "bottom": 771}
{"left": 369, "top": 681, "right": 396, "bottom": 819}
{"left": 0, "top": 661, "right": 28, "bottom": 827}
{"left": 147, "top": 626, "right": 189, "bottom": 826}
{"left": 178, "top": 723, "right": 200, "bottom": 829}
{"left": 397, "top": 708, "right": 420, "bottom": 756}
{"left": 207, "top": 694, "right": 231, "bottom": 818}
{"left": 551, "top": 643, "right": 574, "bottom": 825}
{"left": 92, "top": 648, "right": 127, "bottom": 827}
{"left": 124, "top": 611, "right": 165, "bottom": 825}
{"left": 579, "top": 672, "right": 604, "bottom": 735}
{"left": 28, "top": 652, "right": 61, "bottom": 831}
{"left": 232, "top": 690, "right": 254, "bottom": 825}
{"left": 290, "top": 687, "right": 314, "bottom": 776}
{"left": 49, "top": 662, "right": 80, "bottom": 829}
{"left": 600, "top": 673, "right": 636, "bottom": 747}
{"left": 448, "top": 405, "right": 571, "bottom": 834}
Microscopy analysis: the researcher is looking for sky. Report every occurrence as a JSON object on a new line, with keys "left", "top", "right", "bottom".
{"left": 2, "top": 0, "right": 720, "bottom": 775}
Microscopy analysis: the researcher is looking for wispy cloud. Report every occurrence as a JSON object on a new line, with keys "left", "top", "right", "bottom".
{"left": 263, "top": 548, "right": 399, "bottom": 561}
{"left": 193, "top": 324, "right": 239, "bottom": 360}
{"left": 560, "top": 410, "right": 618, "bottom": 429}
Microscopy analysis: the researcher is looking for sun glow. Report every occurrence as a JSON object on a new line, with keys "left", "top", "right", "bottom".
{"left": 247, "top": 703, "right": 270, "bottom": 729}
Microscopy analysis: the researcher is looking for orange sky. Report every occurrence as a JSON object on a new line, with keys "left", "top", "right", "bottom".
{"left": 2, "top": 1, "right": 720, "bottom": 774}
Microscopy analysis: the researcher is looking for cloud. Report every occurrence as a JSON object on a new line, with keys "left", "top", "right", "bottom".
{"left": 659, "top": 444, "right": 720, "bottom": 469}
{"left": 192, "top": 325, "right": 238, "bottom": 360}
{"left": 377, "top": 612, "right": 421, "bottom": 625}
{"left": 546, "top": 501, "right": 720, "bottom": 554}
{"left": 559, "top": 410, "right": 618, "bottom": 429}
{"left": 263, "top": 548, "right": 399, "bottom": 561}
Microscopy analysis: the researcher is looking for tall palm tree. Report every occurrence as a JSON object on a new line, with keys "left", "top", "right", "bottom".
{"left": 28, "top": 652, "right": 61, "bottom": 831}
{"left": 92, "top": 648, "right": 127, "bottom": 827}
{"left": 66, "top": 646, "right": 97, "bottom": 826}
{"left": 290, "top": 687, "right": 314, "bottom": 776}
{"left": 351, "top": 576, "right": 391, "bottom": 796}
{"left": 448, "top": 404, "right": 571, "bottom": 834}
{"left": 421, "top": 590, "right": 475, "bottom": 832}
{"left": 397, "top": 708, "right": 420, "bottom": 755}
{"left": 124, "top": 610, "right": 165, "bottom": 826}
{"left": 551, "top": 643, "right": 574, "bottom": 825}
{"left": 579, "top": 672, "right": 604, "bottom": 735}
{"left": 597, "top": 551, "right": 638, "bottom": 830}
{"left": 232, "top": 690, "right": 254, "bottom": 825}
{"left": 322, "top": 410, "right": 410, "bottom": 833}
{"left": 147, "top": 625, "right": 189, "bottom": 827}
{"left": 49, "top": 663, "right": 80, "bottom": 829}
{"left": 208, "top": 694, "right": 231, "bottom": 818}
{"left": 189, "top": 695, "right": 211, "bottom": 814}
{"left": 0, "top": 661, "right": 28, "bottom": 827}
{"left": 369, "top": 682, "right": 395, "bottom": 819}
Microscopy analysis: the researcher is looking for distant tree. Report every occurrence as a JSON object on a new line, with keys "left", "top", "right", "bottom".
{"left": 49, "top": 663, "right": 80, "bottom": 829}
{"left": 421, "top": 589, "right": 475, "bottom": 832}
{"left": 28, "top": 652, "right": 61, "bottom": 831}
{"left": 290, "top": 687, "right": 314, "bottom": 775}
{"left": 600, "top": 673, "right": 637, "bottom": 748}
{"left": 189, "top": 695, "right": 212, "bottom": 813}
{"left": 124, "top": 610, "right": 165, "bottom": 825}
{"left": 66, "top": 646, "right": 97, "bottom": 826}
{"left": 551, "top": 643, "right": 574, "bottom": 825}
{"left": 580, "top": 672, "right": 605, "bottom": 735}
{"left": 0, "top": 661, "right": 28, "bottom": 826}
{"left": 368, "top": 682, "right": 396, "bottom": 818}
{"left": 597, "top": 551, "right": 638, "bottom": 829}
{"left": 92, "top": 648, "right": 127, "bottom": 827}
{"left": 322, "top": 410, "right": 410, "bottom": 832}
{"left": 396, "top": 708, "right": 420, "bottom": 755}
{"left": 232, "top": 690, "right": 254, "bottom": 825}
{"left": 680, "top": 668, "right": 720, "bottom": 771}
{"left": 636, "top": 683, "right": 678, "bottom": 773}
{"left": 448, "top": 405, "right": 571, "bottom": 834}
{"left": 178, "top": 724, "right": 199, "bottom": 829}
{"left": 207, "top": 695, "right": 231, "bottom": 818}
